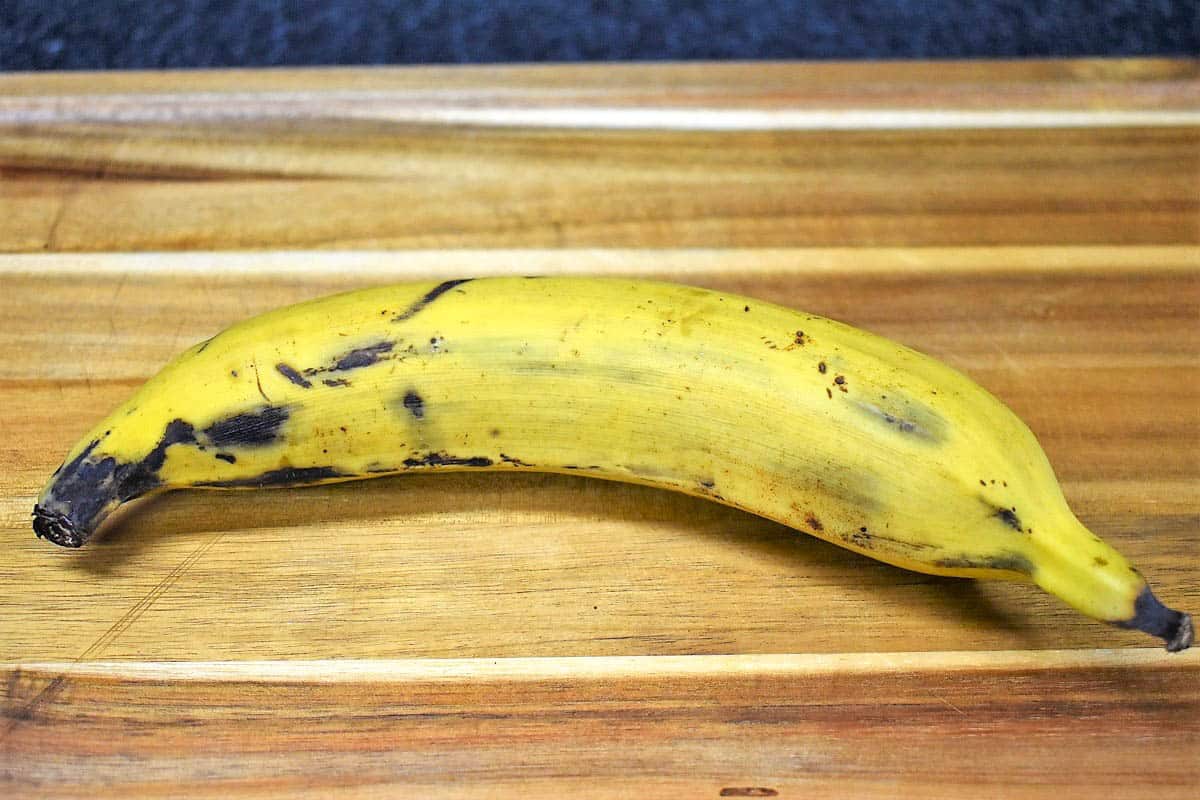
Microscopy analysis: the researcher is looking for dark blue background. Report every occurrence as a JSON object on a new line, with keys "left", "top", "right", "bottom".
{"left": 3, "top": 0, "right": 1198, "bottom": 71}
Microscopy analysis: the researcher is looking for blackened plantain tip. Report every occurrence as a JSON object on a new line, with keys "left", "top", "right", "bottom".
{"left": 32, "top": 504, "right": 85, "bottom": 548}
{"left": 1115, "top": 585, "right": 1193, "bottom": 652}
{"left": 1168, "top": 613, "right": 1193, "bottom": 653}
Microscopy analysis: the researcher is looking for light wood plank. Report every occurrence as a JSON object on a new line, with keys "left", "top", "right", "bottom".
{"left": 1, "top": 247, "right": 1195, "bottom": 662}
{"left": 2, "top": 651, "right": 1197, "bottom": 799}
{"left": 0, "top": 60, "right": 1197, "bottom": 796}
{"left": 1, "top": 60, "right": 1197, "bottom": 252}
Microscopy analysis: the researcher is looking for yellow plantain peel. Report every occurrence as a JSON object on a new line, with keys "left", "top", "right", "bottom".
{"left": 33, "top": 277, "right": 1192, "bottom": 651}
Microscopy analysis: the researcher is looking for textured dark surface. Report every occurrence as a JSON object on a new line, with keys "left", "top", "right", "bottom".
{"left": 3, "top": 0, "right": 1198, "bottom": 71}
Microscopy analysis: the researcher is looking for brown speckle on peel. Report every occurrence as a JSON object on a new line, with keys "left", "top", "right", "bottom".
{"left": 744, "top": 305, "right": 750, "bottom": 312}
{"left": 794, "top": 330, "right": 805, "bottom": 345}
{"left": 1095, "top": 556, "right": 1109, "bottom": 567}
{"left": 826, "top": 387, "right": 833, "bottom": 399}
{"left": 805, "top": 514, "right": 824, "bottom": 532}
{"left": 817, "top": 361, "right": 827, "bottom": 374}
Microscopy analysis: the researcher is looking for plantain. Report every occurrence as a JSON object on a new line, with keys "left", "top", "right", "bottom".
{"left": 33, "top": 277, "right": 1192, "bottom": 651}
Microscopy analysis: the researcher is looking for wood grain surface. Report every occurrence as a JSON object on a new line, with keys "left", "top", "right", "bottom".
{"left": 1, "top": 59, "right": 1198, "bottom": 796}
{"left": 2, "top": 60, "right": 1198, "bottom": 252}
{"left": 2, "top": 651, "right": 1197, "bottom": 799}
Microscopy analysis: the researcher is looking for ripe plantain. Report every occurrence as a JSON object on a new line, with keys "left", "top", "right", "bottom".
{"left": 33, "top": 277, "right": 1192, "bottom": 651}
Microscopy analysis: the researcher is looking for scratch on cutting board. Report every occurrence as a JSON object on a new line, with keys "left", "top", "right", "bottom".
{"left": 42, "top": 179, "right": 86, "bottom": 252}
{"left": 1, "top": 532, "right": 225, "bottom": 738}
{"left": 936, "top": 694, "right": 966, "bottom": 715}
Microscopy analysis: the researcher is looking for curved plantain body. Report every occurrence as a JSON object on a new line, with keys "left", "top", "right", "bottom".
{"left": 33, "top": 277, "right": 1192, "bottom": 651}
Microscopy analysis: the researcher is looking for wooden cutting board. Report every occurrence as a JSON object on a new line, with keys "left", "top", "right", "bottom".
{"left": 1, "top": 59, "right": 1197, "bottom": 797}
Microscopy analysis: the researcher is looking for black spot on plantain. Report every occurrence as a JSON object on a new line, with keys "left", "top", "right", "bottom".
{"left": 214, "top": 453, "right": 236, "bottom": 464}
{"left": 203, "top": 406, "right": 289, "bottom": 448}
{"left": 392, "top": 278, "right": 473, "bottom": 322}
{"left": 995, "top": 507, "right": 1023, "bottom": 532}
{"left": 935, "top": 553, "right": 1033, "bottom": 574}
{"left": 323, "top": 378, "right": 351, "bottom": 388}
{"left": 500, "top": 453, "right": 533, "bottom": 466}
{"left": 275, "top": 363, "right": 311, "bottom": 388}
{"left": 332, "top": 341, "right": 394, "bottom": 372}
{"left": 403, "top": 451, "right": 493, "bottom": 468}
{"left": 196, "top": 465, "right": 344, "bottom": 488}
{"left": 402, "top": 390, "right": 425, "bottom": 419}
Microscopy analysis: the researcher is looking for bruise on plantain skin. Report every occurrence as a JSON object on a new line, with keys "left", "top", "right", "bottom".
{"left": 840, "top": 526, "right": 932, "bottom": 553}
{"left": 403, "top": 451, "right": 494, "bottom": 468}
{"left": 975, "top": 495, "right": 1028, "bottom": 534}
{"left": 297, "top": 341, "right": 396, "bottom": 381}
{"left": 504, "top": 360, "right": 653, "bottom": 385}
{"left": 331, "top": 341, "right": 394, "bottom": 372}
{"left": 850, "top": 398, "right": 946, "bottom": 443}
{"left": 934, "top": 552, "right": 1034, "bottom": 574}
{"left": 995, "top": 506, "right": 1024, "bottom": 532}
{"left": 203, "top": 405, "right": 290, "bottom": 448}
{"left": 391, "top": 278, "right": 473, "bottom": 323}
{"left": 275, "top": 363, "right": 311, "bottom": 388}
{"left": 196, "top": 465, "right": 345, "bottom": 488}
{"left": 694, "top": 478, "right": 726, "bottom": 501}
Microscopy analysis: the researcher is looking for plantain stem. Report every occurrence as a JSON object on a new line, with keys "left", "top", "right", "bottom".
{"left": 1115, "top": 586, "right": 1193, "bottom": 652}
